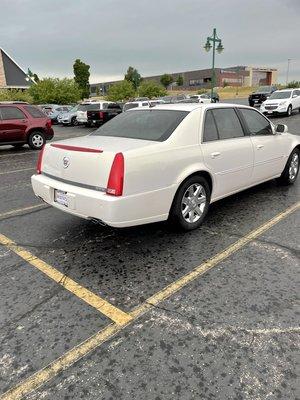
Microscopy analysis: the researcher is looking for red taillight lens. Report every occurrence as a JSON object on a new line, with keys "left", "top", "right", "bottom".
{"left": 46, "top": 119, "right": 52, "bottom": 128}
{"left": 99, "top": 111, "right": 104, "bottom": 119}
{"left": 106, "top": 153, "right": 124, "bottom": 196}
{"left": 36, "top": 145, "right": 45, "bottom": 174}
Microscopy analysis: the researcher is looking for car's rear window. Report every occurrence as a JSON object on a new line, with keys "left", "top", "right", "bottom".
{"left": 24, "top": 105, "right": 46, "bottom": 118}
{"left": 91, "top": 110, "right": 189, "bottom": 142}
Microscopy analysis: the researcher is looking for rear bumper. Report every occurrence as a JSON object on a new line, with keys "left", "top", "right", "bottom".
{"left": 31, "top": 174, "right": 174, "bottom": 227}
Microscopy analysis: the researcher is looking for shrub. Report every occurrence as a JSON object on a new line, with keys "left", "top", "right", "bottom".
{"left": 106, "top": 80, "right": 136, "bottom": 101}
{"left": 138, "top": 80, "right": 167, "bottom": 98}
{"left": 0, "top": 89, "right": 33, "bottom": 103}
{"left": 29, "top": 78, "right": 82, "bottom": 104}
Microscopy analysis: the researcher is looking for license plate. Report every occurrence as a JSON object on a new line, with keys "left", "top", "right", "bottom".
{"left": 54, "top": 190, "right": 68, "bottom": 207}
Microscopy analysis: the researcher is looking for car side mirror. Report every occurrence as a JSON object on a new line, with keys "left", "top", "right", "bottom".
{"left": 275, "top": 124, "right": 288, "bottom": 134}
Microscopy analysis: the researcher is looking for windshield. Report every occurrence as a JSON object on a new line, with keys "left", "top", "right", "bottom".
{"left": 70, "top": 105, "right": 79, "bottom": 112}
{"left": 255, "top": 86, "right": 271, "bottom": 93}
{"left": 91, "top": 110, "right": 189, "bottom": 142}
{"left": 269, "top": 91, "right": 292, "bottom": 100}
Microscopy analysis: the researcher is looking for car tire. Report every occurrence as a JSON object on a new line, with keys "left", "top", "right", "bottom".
{"left": 249, "top": 101, "right": 254, "bottom": 107}
{"left": 287, "top": 105, "right": 292, "bottom": 117}
{"left": 71, "top": 116, "right": 78, "bottom": 126}
{"left": 276, "top": 148, "right": 299, "bottom": 185}
{"left": 169, "top": 175, "right": 211, "bottom": 231}
{"left": 28, "top": 131, "right": 46, "bottom": 150}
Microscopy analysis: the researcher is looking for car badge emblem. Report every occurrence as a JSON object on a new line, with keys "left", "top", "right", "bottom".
{"left": 63, "top": 156, "right": 70, "bottom": 169}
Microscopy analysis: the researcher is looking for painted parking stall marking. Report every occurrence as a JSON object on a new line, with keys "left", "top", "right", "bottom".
{"left": 0, "top": 234, "right": 133, "bottom": 326}
{"left": 0, "top": 201, "right": 299, "bottom": 400}
{"left": 0, "top": 167, "right": 35, "bottom": 175}
{"left": 0, "top": 204, "right": 47, "bottom": 220}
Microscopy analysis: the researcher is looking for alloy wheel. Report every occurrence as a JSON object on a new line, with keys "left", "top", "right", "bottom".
{"left": 289, "top": 152, "right": 299, "bottom": 180}
{"left": 181, "top": 183, "right": 207, "bottom": 224}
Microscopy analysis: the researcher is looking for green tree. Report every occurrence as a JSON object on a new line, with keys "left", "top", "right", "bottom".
{"left": 160, "top": 74, "right": 173, "bottom": 89}
{"left": 27, "top": 68, "right": 39, "bottom": 83}
{"left": 286, "top": 80, "right": 300, "bottom": 88}
{"left": 176, "top": 75, "right": 183, "bottom": 86}
{"left": 29, "top": 78, "right": 82, "bottom": 104}
{"left": 124, "top": 66, "right": 141, "bottom": 90}
{"left": 73, "top": 59, "right": 90, "bottom": 99}
{"left": 138, "top": 80, "right": 166, "bottom": 98}
{"left": 106, "top": 80, "right": 135, "bottom": 101}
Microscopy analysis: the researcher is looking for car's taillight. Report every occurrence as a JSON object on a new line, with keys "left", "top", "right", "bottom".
{"left": 106, "top": 153, "right": 124, "bottom": 196}
{"left": 36, "top": 145, "right": 45, "bottom": 174}
{"left": 99, "top": 111, "right": 104, "bottom": 119}
{"left": 46, "top": 119, "right": 52, "bottom": 128}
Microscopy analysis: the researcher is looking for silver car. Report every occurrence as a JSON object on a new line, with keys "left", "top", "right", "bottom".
{"left": 59, "top": 105, "right": 80, "bottom": 126}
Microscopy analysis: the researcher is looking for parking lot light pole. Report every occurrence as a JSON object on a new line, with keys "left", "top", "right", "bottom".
{"left": 204, "top": 28, "right": 224, "bottom": 99}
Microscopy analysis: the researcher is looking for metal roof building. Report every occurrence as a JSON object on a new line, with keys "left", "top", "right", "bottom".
{"left": 0, "top": 48, "right": 34, "bottom": 89}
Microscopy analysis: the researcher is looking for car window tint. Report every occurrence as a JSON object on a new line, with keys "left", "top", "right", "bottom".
{"left": 0, "top": 106, "right": 26, "bottom": 120}
{"left": 24, "top": 105, "right": 46, "bottom": 118}
{"left": 212, "top": 108, "right": 244, "bottom": 139}
{"left": 92, "top": 110, "right": 188, "bottom": 141}
{"left": 203, "top": 110, "right": 219, "bottom": 142}
{"left": 239, "top": 108, "right": 272, "bottom": 135}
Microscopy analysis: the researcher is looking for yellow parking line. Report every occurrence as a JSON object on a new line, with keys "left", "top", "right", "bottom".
{"left": 0, "top": 201, "right": 299, "bottom": 400}
{"left": 0, "top": 167, "right": 35, "bottom": 175}
{"left": 0, "top": 204, "right": 46, "bottom": 220}
{"left": 0, "top": 234, "right": 133, "bottom": 326}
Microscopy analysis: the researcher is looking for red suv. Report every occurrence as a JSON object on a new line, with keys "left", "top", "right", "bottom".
{"left": 0, "top": 103, "right": 54, "bottom": 150}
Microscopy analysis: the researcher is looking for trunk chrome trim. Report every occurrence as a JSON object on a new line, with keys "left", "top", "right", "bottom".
{"left": 41, "top": 172, "right": 106, "bottom": 192}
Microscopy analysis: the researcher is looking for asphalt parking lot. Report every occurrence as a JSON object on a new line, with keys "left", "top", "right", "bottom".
{"left": 0, "top": 103, "right": 299, "bottom": 400}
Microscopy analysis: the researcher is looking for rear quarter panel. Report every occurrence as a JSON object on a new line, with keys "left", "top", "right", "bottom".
{"left": 124, "top": 109, "right": 211, "bottom": 197}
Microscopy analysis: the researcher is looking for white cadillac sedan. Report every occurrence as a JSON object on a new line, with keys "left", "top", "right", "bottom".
{"left": 31, "top": 104, "right": 300, "bottom": 231}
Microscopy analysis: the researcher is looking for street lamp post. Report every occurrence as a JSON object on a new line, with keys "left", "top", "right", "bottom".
{"left": 286, "top": 59, "right": 291, "bottom": 86}
{"left": 204, "top": 28, "right": 224, "bottom": 100}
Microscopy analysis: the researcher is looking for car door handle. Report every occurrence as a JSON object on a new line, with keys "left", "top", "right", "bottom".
{"left": 257, "top": 144, "right": 264, "bottom": 150}
{"left": 211, "top": 152, "right": 221, "bottom": 158}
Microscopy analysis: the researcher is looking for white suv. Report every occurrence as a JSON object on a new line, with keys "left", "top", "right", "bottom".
{"left": 260, "top": 89, "right": 300, "bottom": 116}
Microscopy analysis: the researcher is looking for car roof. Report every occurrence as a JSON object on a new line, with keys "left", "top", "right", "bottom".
{"left": 128, "top": 102, "right": 253, "bottom": 112}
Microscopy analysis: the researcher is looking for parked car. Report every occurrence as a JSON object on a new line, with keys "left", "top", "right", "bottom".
{"left": 0, "top": 103, "right": 54, "bottom": 149}
{"left": 58, "top": 105, "right": 80, "bottom": 126}
{"left": 189, "top": 94, "right": 211, "bottom": 103}
{"left": 31, "top": 103, "right": 299, "bottom": 230}
{"left": 123, "top": 100, "right": 150, "bottom": 111}
{"left": 87, "top": 103, "right": 122, "bottom": 126}
{"left": 134, "top": 97, "right": 149, "bottom": 101}
{"left": 248, "top": 85, "right": 277, "bottom": 107}
{"left": 77, "top": 101, "right": 113, "bottom": 126}
{"left": 207, "top": 92, "right": 220, "bottom": 103}
{"left": 260, "top": 89, "right": 300, "bottom": 117}
{"left": 38, "top": 104, "right": 59, "bottom": 115}
{"left": 161, "top": 94, "right": 188, "bottom": 104}
{"left": 48, "top": 106, "right": 72, "bottom": 123}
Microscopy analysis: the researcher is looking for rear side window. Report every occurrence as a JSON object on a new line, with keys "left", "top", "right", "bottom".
{"left": 24, "top": 105, "right": 46, "bottom": 118}
{"left": 0, "top": 106, "right": 26, "bottom": 120}
{"left": 239, "top": 108, "right": 272, "bottom": 135}
{"left": 212, "top": 108, "right": 244, "bottom": 139}
{"left": 106, "top": 103, "right": 121, "bottom": 110}
{"left": 203, "top": 110, "right": 219, "bottom": 142}
{"left": 92, "top": 110, "right": 188, "bottom": 141}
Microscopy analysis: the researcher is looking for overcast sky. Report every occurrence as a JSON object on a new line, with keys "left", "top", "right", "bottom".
{"left": 1, "top": 0, "right": 299, "bottom": 84}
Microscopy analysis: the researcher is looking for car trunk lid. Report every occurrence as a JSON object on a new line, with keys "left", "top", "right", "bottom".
{"left": 41, "top": 135, "right": 155, "bottom": 191}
